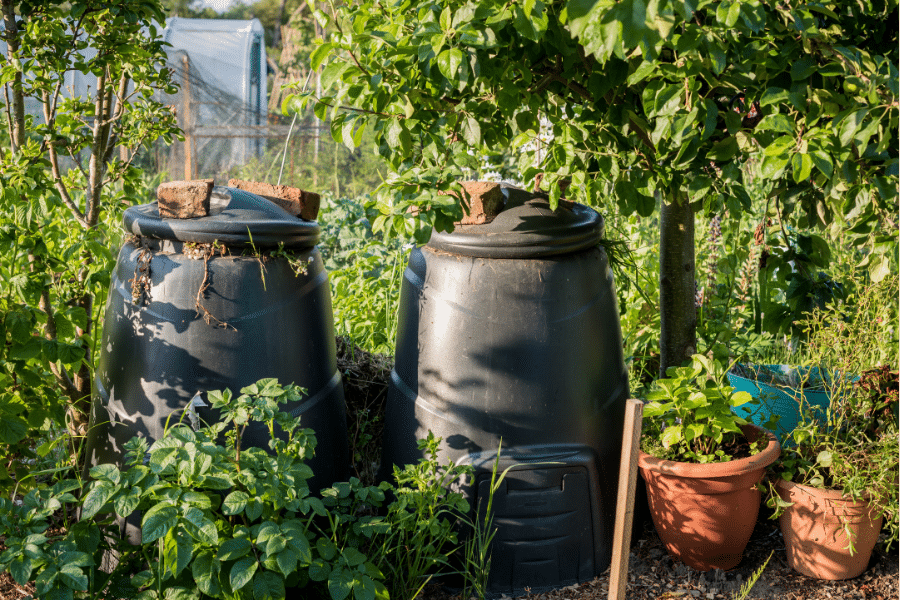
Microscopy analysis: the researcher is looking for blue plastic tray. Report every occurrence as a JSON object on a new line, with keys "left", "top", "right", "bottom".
{"left": 727, "top": 364, "right": 833, "bottom": 441}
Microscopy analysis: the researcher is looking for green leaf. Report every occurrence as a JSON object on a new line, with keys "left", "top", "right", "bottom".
{"left": 218, "top": 537, "right": 252, "bottom": 562}
{"left": 142, "top": 505, "right": 177, "bottom": 543}
{"left": 245, "top": 497, "right": 264, "bottom": 522}
{"left": 0, "top": 416, "right": 28, "bottom": 445}
{"left": 321, "top": 62, "right": 350, "bottom": 91}
{"left": 328, "top": 567, "right": 353, "bottom": 600}
{"left": 342, "top": 547, "right": 366, "bottom": 567}
{"left": 309, "top": 558, "right": 332, "bottom": 581}
{"left": 816, "top": 450, "right": 833, "bottom": 468}
{"left": 316, "top": 537, "right": 337, "bottom": 561}
{"left": 230, "top": 556, "right": 258, "bottom": 592}
{"left": 436, "top": 48, "right": 463, "bottom": 80}
{"left": 790, "top": 57, "right": 817, "bottom": 81}
{"left": 58, "top": 564, "right": 88, "bottom": 591}
{"left": 9, "top": 556, "right": 33, "bottom": 585}
{"left": 725, "top": 2, "right": 741, "bottom": 27}
{"left": 764, "top": 135, "right": 793, "bottom": 158}
{"left": 276, "top": 548, "right": 298, "bottom": 576}
{"left": 729, "top": 391, "right": 753, "bottom": 407}
{"left": 701, "top": 99, "right": 718, "bottom": 141}
{"left": 310, "top": 43, "right": 336, "bottom": 72}
{"left": 81, "top": 481, "right": 115, "bottom": 519}
{"left": 869, "top": 255, "right": 891, "bottom": 282}
{"left": 791, "top": 153, "right": 813, "bottom": 183}
{"left": 627, "top": 61, "right": 655, "bottom": 86}
{"left": 513, "top": 4, "right": 548, "bottom": 41}
{"left": 113, "top": 486, "right": 142, "bottom": 517}
{"left": 183, "top": 506, "right": 218, "bottom": 545}
{"left": 661, "top": 424, "right": 683, "bottom": 449}
{"left": 755, "top": 113, "right": 792, "bottom": 133}
{"left": 461, "top": 116, "right": 481, "bottom": 146}
{"left": 192, "top": 551, "right": 221, "bottom": 597}
{"left": 707, "top": 137, "right": 738, "bottom": 162}
{"left": 163, "top": 526, "right": 193, "bottom": 578}
{"left": 253, "top": 571, "right": 285, "bottom": 600}
{"left": 223, "top": 491, "right": 249, "bottom": 516}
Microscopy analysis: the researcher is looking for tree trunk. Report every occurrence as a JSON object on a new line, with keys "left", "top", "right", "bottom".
{"left": 659, "top": 192, "right": 697, "bottom": 376}
{"left": 1, "top": 0, "right": 26, "bottom": 151}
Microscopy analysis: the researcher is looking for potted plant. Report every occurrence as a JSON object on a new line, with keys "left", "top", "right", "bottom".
{"left": 769, "top": 364, "right": 898, "bottom": 580}
{"left": 768, "top": 278, "right": 899, "bottom": 580}
{"left": 639, "top": 354, "right": 781, "bottom": 571}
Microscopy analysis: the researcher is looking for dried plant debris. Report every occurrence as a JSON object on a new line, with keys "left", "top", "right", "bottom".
{"left": 185, "top": 241, "right": 234, "bottom": 330}
{"left": 336, "top": 335, "right": 392, "bottom": 487}
{"left": 128, "top": 235, "right": 153, "bottom": 305}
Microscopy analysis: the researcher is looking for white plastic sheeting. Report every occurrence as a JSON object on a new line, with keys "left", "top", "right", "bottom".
{"left": 1, "top": 18, "right": 270, "bottom": 177}
{"left": 162, "top": 18, "right": 268, "bottom": 178}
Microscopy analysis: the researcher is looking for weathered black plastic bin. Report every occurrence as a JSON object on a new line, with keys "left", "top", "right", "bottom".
{"left": 85, "top": 187, "right": 348, "bottom": 539}
{"left": 380, "top": 186, "right": 629, "bottom": 595}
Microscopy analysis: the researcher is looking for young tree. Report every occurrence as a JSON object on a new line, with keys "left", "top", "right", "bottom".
{"left": 1, "top": 0, "right": 179, "bottom": 464}
{"left": 295, "top": 0, "right": 897, "bottom": 374}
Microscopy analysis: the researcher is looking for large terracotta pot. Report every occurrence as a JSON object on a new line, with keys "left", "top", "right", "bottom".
{"left": 638, "top": 425, "right": 780, "bottom": 571}
{"left": 775, "top": 479, "right": 882, "bottom": 580}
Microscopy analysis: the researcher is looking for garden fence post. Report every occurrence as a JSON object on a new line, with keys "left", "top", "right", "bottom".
{"left": 609, "top": 398, "right": 643, "bottom": 600}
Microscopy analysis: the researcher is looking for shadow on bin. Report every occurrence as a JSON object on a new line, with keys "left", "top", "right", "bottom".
{"left": 379, "top": 186, "right": 629, "bottom": 596}
{"left": 84, "top": 187, "right": 348, "bottom": 544}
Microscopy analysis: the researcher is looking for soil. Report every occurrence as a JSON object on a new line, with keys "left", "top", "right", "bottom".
{"left": 418, "top": 516, "right": 899, "bottom": 600}
{"left": 2, "top": 342, "right": 896, "bottom": 600}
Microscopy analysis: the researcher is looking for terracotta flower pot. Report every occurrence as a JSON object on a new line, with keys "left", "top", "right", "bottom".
{"left": 638, "top": 425, "right": 781, "bottom": 571}
{"left": 775, "top": 479, "right": 883, "bottom": 580}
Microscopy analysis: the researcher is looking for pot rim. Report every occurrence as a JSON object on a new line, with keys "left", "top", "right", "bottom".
{"left": 774, "top": 477, "right": 875, "bottom": 506}
{"left": 639, "top": 424, "right": 781, "bottom": 478}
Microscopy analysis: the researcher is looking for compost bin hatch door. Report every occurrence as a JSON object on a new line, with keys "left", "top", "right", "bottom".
{"left": 427, "top": 186, "right": 604, "bottom": 259}
{"left": 123, "top": 186, "right": 320, "bottom": 249}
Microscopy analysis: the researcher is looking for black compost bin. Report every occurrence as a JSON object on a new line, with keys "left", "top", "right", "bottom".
{"left": 85, "top": 187, "right": 348, "bottom": 534}
{"left": 380, "top": 186, "right": 629, "bottom": 595}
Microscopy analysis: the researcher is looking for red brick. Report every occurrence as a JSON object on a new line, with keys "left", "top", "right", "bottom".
{"left": 157, "top": 179, "right": 214, "bottom": 219}
{"left": 445, "top": 181, "right": 506, "bottom": 225}
{"left": 228, "top": 179, "right": 320, "bottom": 221}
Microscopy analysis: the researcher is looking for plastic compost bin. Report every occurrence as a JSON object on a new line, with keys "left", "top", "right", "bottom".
{"left": 379, "top": 186, "right": 629, "bottom": 595}
{"left": 84, "top": 186, "right": 348, "bottom": 541}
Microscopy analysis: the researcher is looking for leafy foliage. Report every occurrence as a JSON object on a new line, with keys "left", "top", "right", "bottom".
{"left": 641, "top": 354, "right": 765, "bottom": 463}
{"left": 0, "top": 379, "right": 485, "bottom": 599}
{"left": 319, "top": 194, "right": 416, "bottom": 354}
{"left": 0, "top": 0, "right": 180, "bottom": 463}
{"left": 769, "top": 275, "right": 899, "bottom": 551}
{"left": 298, "top": 0, "right": 895, "bottom": 257}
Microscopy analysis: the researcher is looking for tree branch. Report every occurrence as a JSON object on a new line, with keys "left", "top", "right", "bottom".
{"left": 86, "top": 68, "right": 108, "bottom": 228}
{"left": 42, "top": 89, "right": 90, "bottom": 227}
{"left": 103, "top": 74, "right": 129, "bottom": 165}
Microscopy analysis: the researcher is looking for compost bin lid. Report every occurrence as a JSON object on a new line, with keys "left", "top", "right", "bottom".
{"left": 123, "top": 186, "right": 319, "bottom": 248}
{"left": 427, "top": 185, "right": 603, "bottom": 258}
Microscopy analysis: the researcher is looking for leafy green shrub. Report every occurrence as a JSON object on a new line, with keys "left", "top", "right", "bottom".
{"left": 641, "top": 355, "right": 765, "bottom": 463}
{"left": 0, "top": 379, "right": 480, "bottom": 599}
{"left": 318, "top": 195, "right": 415, "bottom": 355}
{"left": 768, "top": 275, "right": 899, "bottom": 551}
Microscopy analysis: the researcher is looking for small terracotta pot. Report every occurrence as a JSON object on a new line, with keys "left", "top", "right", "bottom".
{"left": 776, "top": 479, "right": 883, "bottom": 580}
{"left": 638, "top": 425, "right": 780, "bottom": 571}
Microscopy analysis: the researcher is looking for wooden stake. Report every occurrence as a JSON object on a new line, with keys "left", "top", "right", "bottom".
{"left": 609, "top": 398, "right": 644, "bottom": 600}
{"left": 182, "top": 54, "right": 193, "bottom": 181}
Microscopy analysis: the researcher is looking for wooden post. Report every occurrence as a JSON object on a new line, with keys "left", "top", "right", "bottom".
{"left": 182, "top": 54, "right": 194, "bottom": 181}
{"left": 609, "top": 399, "right": 644, "bottom": 600}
